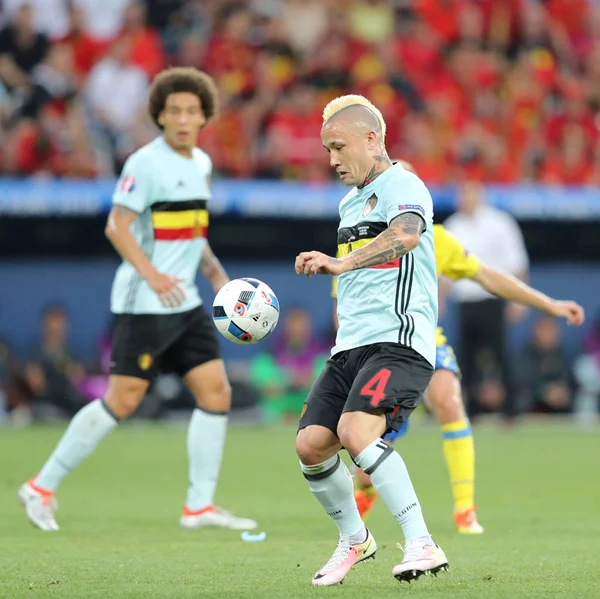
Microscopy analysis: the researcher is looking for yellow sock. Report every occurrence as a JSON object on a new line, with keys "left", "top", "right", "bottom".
{"left": 441, "top": 420, "right": 475, "bottom": 512}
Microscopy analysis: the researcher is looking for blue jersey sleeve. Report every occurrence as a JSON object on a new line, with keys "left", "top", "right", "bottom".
{"left": 382, "top": 170, "right": 433, "bottom": 230}
{"left": 112, "top": 152, "right": 153, "bottom": 214}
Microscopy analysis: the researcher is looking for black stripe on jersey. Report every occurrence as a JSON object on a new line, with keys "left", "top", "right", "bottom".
{"left": 395, "top": 253, "right": 415, "bottom": 347}
{"left": 394, "top": 257, "right": 407, "bottom": 344}
{"left": 403, "top": 254, "right": 415, "bottom": 346}
{"left": 337, "top": 221, "right": 387, "bottom": 245}
{"left": 150, "top": 199, "right": 208, "bottom": 212}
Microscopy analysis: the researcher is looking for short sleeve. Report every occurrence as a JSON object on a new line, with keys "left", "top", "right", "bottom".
{"left": 436, "top": 226, "right": 482, "bottom": 281}
{"left": 383, "top": 172, "right": 433, "bottom": 229}
{"left": 112, "top": 153, "right": 153, "bottom": 213}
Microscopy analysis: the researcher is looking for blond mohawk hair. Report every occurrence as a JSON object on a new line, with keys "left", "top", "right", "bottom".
{"left": 322, "top": 94, "right": 386, "bottom": 140}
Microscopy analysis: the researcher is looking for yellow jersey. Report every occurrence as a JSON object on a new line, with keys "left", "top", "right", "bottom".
{"left": 332, "top": 224, "right": 482, "bottom": 347}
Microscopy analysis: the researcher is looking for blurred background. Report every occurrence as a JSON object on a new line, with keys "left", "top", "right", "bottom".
{"left": 0, "top": 0, "right": 598, "bottom": 428}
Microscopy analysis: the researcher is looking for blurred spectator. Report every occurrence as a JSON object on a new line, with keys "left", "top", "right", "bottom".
{"left": 0, "top": 4, "right": 49, "bottom": 91}
{"left": 572, "top": 312, "right": 600, "bottom": 424}
{"left": 444, "top": 181, "right": 529, "bottom": 420}
{"left": 260, "top": 81, "right": 325, "bottom": 180}
{"left": 517, "top": 316, "right": 573, "bottom": 415}
{"left": 76, "top": 328, "right": 112, "bottom": 403}
{"left": 85, "top": 39, "right": 149, "bottom": 172}
{"left": 72, "top": 0, "right": 130, "bottom": 42}
{"left": 250, "top": 307, "right": 328, "bottom": 424}
{"left": 0, "top": 0, "right": 598, "bottom": 182}
{"left": 15, "top": 43, "right": 77, "bottom": 121}
{"left": 3, "top": 0, "right": 70, "bottom": 41}
{"left": 59, "top": 3, "right": 110, "bottom": 83}
{"left": 0, "top": 338, "right": 30, "bottom": 425}
{"left": 24, "top": 305, "right": 89, "bottom": 418}
{"left": 118, "top": 0, "right": 167, "bottom": 79}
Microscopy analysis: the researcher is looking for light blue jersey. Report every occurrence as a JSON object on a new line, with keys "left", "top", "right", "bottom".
{"left": 334, "top": 164, "right": 438, "bottom": 366}
{"left": 110, "top": 136, "right": 212, "bottom": 315}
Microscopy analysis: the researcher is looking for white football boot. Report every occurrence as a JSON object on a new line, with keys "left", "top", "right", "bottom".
{"left": 180, "top": 505, "right": 257, "bottom": 530}
{"left": 18, "top": 480, "right": 59, "bottom": 532}
{"left": 312, "top": 530, "right": 377, "bottom": 586}
{"left": 392, "top": 540, "right": 449, "bottom": 582}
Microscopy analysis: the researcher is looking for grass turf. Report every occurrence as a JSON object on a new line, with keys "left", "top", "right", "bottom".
{"left": 1, "top": 422, "right": 599, "bottom": 598}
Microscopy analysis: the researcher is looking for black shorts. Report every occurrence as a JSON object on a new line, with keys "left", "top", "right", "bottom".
{"left": 110, "top": 305, "right": 221, "bottom": 381}
{"left": 298, "top": 342, "right": 433, "bottom": 437}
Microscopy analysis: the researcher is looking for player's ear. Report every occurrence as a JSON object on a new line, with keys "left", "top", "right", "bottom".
{"left": 366, "top": 129, "right": 378, "bottom": 146}
{"left": 157, "top": 111, "right": 165, "bottom": 128}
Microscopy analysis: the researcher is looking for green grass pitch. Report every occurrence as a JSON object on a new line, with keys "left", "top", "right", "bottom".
{"left": 1, "top": 423, "right": 599, "bottom": 598}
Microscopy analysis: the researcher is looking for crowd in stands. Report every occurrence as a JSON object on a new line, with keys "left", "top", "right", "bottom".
{"left": 0, "top": 0, "right": 598, "bottom": 183}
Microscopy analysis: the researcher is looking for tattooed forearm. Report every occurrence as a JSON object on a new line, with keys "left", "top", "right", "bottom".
{"left": 345, "top": 213, "right": 425, "bottom": 271}
{"left": 360, "top": 154, "right": 393, "bottom": 188}
{"left": 200, "top": 243, "right": 228, "bottom": 284}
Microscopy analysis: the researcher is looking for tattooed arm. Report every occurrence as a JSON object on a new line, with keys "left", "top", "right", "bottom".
{"left": 344, "top": 212, "right": 425, "bottom": 270}
{"left": 295, "top": 212, "right": 425, "bottom": 277}
{"left": 200, "top": 242, "right": 230, "bottom": 293}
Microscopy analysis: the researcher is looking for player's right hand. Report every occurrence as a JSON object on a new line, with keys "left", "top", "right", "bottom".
{"left": 146, "top": 272, "right": 186, "bottom": 308}
{"left": 548, "top": 300, "right": 585, "bottom": 326}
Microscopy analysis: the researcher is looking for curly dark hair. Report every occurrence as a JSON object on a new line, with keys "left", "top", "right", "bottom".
{"left": 148, "top": 67, "right": 219, "bottom": 129}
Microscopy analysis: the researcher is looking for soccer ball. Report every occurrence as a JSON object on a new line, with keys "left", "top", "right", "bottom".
{"left": 212, "top": 278, "right": 280, "bottom": 344}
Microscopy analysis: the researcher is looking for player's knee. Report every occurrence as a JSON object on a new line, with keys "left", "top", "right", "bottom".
{"left": 337, "top": 411, "right": 386, "bottom": 457}
{"left": 429, "top": 385, "right": 464, "bottom": 422}
{"left": 296, "top": 427, "right": 337, "bottom": 465}
{"left": 105, "top": 383, "right": 146, "bottom": 419}
{"left": 437, "top": 393, "right": 464, "bottom": 421}
{"left": 196, "top": 379, "right": 231, "bottom": 413}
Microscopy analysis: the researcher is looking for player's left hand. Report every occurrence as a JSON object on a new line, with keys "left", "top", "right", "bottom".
{"left": 549, "top": 300, "right": 585, "bottom": 326}
{"left": 295, "top": 251, "right": 346, "bottom": 277}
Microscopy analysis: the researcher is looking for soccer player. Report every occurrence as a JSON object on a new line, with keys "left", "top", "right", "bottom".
{"left": 294, "top": 95, "right": 448, "bottom": 586}
{"left": 349, "top": 161, "right": 585, "bottom": 533}
{"left": 18, "top": 67, "right": 257, "bottom": 533}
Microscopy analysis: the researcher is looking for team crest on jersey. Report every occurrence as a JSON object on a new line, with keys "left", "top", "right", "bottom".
{"left": 363, "top": 193, "right": 378, "bottom": 217}
{"left": 138, "top": 353, "right": 153, "bottom": 371}
{"left": 120, "top": 175, "right": 136, "bottom": 193}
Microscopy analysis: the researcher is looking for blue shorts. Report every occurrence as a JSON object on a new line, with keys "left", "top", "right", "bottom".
{"left": 382, "top": 343, "right": 459, "bottom": 444}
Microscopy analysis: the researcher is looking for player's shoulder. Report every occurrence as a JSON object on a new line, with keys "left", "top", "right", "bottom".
{"left": 123, "top": 137, "right": 164, "bottom": 170}
{"left": 380, "top": 164, "right": 431, "bottom": 199}
{"left": 192, "top": 146, "right": 213, "bottom": 172}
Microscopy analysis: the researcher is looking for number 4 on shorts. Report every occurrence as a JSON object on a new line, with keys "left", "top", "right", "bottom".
{"left": 360, "top": 368, "right": 392, "bottom": 408}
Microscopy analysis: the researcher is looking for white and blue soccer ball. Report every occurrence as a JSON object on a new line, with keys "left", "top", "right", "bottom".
{"left": 212, "top": 278, "right": 280, "bottom": 344}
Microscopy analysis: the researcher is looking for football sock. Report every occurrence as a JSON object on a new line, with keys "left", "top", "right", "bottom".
{"left": 185, "top": 408, "right": 228, "bottom": 511}
{"left": 35, "top": 400, "right": 118, "bottom": 492}
{"left": 301, "top": 454, "right": 366, "bottom": 542}
{"left": 355, "top": 439, "right": 432, "bottom": 544}
{"left": 441, "top": 420, "right": 475, "bottom": 512}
